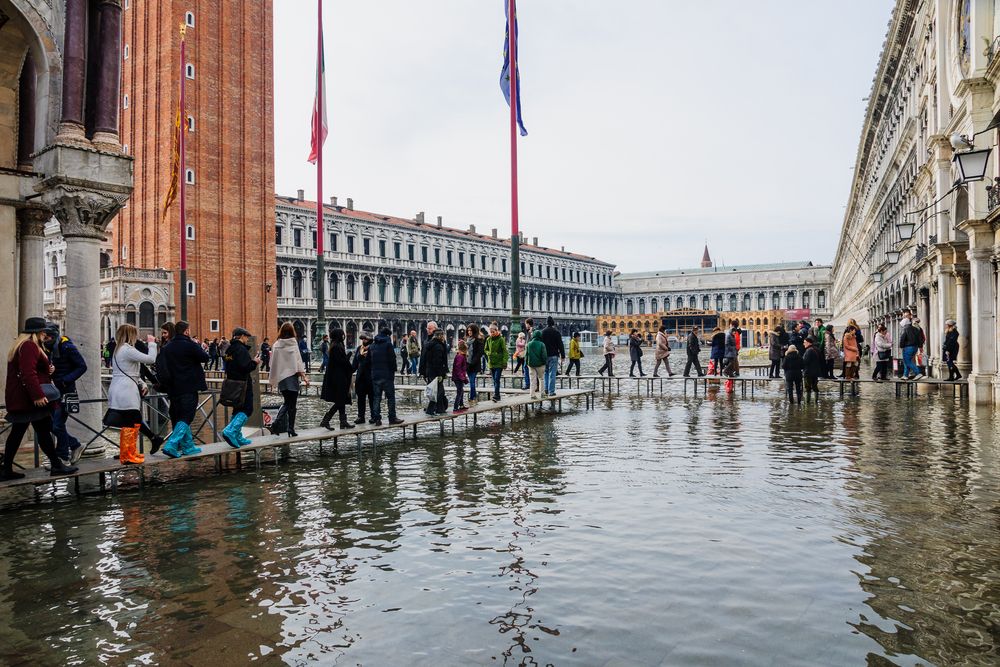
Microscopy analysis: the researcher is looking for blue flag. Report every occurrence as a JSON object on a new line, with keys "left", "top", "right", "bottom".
{"left": 500, "top": 0, "right": 528, "bottom": 136}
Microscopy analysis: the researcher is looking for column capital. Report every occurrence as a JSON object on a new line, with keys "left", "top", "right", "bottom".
{"left": 42, "top": 187, "right": 124, "bottom": 239}
{"left": 967, "top": 247, "right": 994, "bottom": 263}
{"left": 15, "top": 206, "right": 52, "bottom": 237}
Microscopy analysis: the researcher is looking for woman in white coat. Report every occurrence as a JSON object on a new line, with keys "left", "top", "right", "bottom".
{"left": 106, "top": 324, "right": 160, "bottom": 463}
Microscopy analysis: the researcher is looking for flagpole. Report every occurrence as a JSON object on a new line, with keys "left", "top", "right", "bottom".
{"left": 179, "top": 23, "right": 188, "bottom": 322}
{"left": 507, "top": 0, "right": 522, "bottom": 345}
{"left": 314, "top": 0, "right": 326, "bottom": 347}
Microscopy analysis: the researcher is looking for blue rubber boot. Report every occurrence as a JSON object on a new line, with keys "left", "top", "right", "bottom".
{"left": 222, "top": 413, "right": 246, "bottom": 449}
{"left": 179, "top": 423, "right": 202, "bottom": 456}
{"left": 161, "top": 424, "right": 186, "bottom": 459}
{"left": 235, "top": 415, "right": 253, "bottom": 447}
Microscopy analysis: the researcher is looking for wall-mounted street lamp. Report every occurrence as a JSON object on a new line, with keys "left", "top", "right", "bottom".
{"left": 896, "top": 220, "right": 916, "bottom": 241}
{"left": 871, "top": 271, "right": 884, "bottom": 284}
{"left": 951, "top": 132, "right": 993, "bottom": 184}
{"left": 885, "top": 250, "right": 901, "bottom": 264}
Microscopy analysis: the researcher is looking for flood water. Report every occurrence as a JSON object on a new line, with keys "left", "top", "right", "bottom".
{"left": 1, "top": 363, "right": 999, "bottom": 666}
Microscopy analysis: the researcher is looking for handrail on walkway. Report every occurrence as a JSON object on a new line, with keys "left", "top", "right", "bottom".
{"left": 0, "top": 391, "right": 222, "bottom": 473}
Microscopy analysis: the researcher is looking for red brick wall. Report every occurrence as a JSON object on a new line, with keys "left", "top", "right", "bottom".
{"left": 113, "top": 0, "right": 277, "bottom": 340}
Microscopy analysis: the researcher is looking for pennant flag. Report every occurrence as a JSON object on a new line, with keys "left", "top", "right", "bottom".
{"left": 162, "top": 107, "right": 181, "bottom": 223}
{"left": 500, "top": 0, "right": 527, "bottom": 136}
{"left": 308, "top": 20, "right": 328, "bottom": 164}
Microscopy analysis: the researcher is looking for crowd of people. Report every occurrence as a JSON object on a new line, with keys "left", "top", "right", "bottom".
{"left": 1, "top": 308, "right": 968, "bottom": 481}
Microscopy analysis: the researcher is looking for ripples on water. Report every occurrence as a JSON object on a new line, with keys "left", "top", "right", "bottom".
{"left": 1, "top": 385, "right": 999, "bottom": 666}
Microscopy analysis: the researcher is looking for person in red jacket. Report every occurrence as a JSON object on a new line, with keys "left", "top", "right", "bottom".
{"left": 3, "top": 318, "right": 78, "bottom": 480}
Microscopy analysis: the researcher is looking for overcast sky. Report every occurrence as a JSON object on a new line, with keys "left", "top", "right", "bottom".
{"left": 273, "top": 1, "right": 894, "bottom": 272}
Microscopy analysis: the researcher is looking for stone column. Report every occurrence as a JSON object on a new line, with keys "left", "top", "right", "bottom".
{"left": 954, "top": 272, "right": 971, "bottom": 369}
{"left": 966, "top": 248, "right": 997, "bottom": 404}
{"left": 16, "top": 208, "right": 50, "bottom": 324}
{"left": 92, "top": 0, "right": 124, "bottom": 150}
{"left": 57, "top": 0, "right": 90, "bottom": 143}
{"left": 44, "top": 189, "right": 124, "bottom": 458}
{"left": 994, "top": 254, "right": 1000, "bottom": 404}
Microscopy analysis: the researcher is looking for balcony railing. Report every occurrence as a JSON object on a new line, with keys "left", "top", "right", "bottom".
{"left": 100, "top": 267, "right": 171, "bottom": 281}
{"left": 987, "top": 178, "right": 1000, "bottom": 213}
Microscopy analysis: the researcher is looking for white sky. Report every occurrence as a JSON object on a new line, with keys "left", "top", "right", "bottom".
{"left": 273, "top": 0, "right": 894, "bottom": 272}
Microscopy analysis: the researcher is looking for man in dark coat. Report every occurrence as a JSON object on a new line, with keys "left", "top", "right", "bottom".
{"left": 351, "top": 331, "right": 374, "bottom": 423}
{"left": 158, "top": 320, "right": 210, "bottom": 458}
{"left": 788, "top": 323, "right": 805, "bottom": 356}
{"left": 221, "top": 327, "right": 259, "bottom": 448}
{"left": 628, "top": 329, "right": 645, "bottom": 377}
{"left": 419, "top": 329, "right": 449, "bottom": 382}
{"left": 802, "top": 336, "right": 824, "bottom": 403}
{"left": 540, "top": 316, "right": 566, "bottom": 396}
{"left": 43, "top": 323, "right": 87, "bottom": 464}
{"left": 320, "top": 329, "right": 355, "bottom": 430}
{"left": 419, "top": 329, "right": 450, "bottom": 415}
{"left": 369, "top": 328, "right": 403, "bottom": 425}
{"left": 684, "top": 326, "right": 704, "bottom": 377}
{"left": 898, "top": 318, "right": 922, "bottom": 380}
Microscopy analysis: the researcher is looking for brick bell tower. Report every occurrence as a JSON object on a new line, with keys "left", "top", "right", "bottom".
{"left": 111, "top": 0, "right": 277, "bottom": 340}
{"left": 700, "top": 244, "right": 713, "bottom": 269}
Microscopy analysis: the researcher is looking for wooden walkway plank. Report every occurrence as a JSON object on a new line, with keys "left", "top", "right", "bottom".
{"left": 0, "top": 388, "right": 595, "bottom": 492}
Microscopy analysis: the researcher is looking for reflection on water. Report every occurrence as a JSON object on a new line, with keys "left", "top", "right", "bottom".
{"left": 1, "top": 390, "right": 999, "bottom": 666}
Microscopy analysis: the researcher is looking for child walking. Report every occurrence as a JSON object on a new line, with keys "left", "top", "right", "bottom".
{"left": 452, "top": 340, "right": 469, "bottom": 412}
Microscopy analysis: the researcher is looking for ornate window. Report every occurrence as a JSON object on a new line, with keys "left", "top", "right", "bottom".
{"left": 729, "top": 294, "right": 737, "bottom": 311}
{"left": 771, "top": 291, "right": 780, "bottom": 309}
{"left": 702, "top": 295, "right": 710, "bottom": 310}
{"left": 817, "top": 290, "right": 826, "bottom": 309}
{"left": 651, "top": 298, "right": 658, "bottom": 313}
{"left": 638, "top": 298, "right": 646, "bottom": 314}
{"left": 757, "top": 293, "right": 765, "bottom": 310}
{"left": 742, "top": 294, "right": 751, "bottom": 311}
{"left": 689, "top": 296, "right": 697, "bottom": 309}
{"left": 139, "top": 302, "right": 155, "bottom": 329}
{"left": 292, "top": 269, "right": 303, "bottom": 298}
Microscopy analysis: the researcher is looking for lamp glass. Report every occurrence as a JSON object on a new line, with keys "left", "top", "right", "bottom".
{"left": 896, "top": 221, "right": 915, "bottom": 241}
{"left": 886, "top": 250, "right": 901, "bottom": 264}
{"left": 953, "top": 148, "right": 991, "bottom": 183}
{"left": 871, "top": 271, "right": 883, "bottom": 284}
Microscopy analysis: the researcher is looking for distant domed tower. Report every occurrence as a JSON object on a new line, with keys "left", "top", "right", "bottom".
{"left": 700, "top": 245, "right": 713, "bottom": 269}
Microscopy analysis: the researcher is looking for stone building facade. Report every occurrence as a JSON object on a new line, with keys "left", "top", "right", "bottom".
{"left": 830, "top": 0, "right": 1000, "bottom": 403}
{"left": 1, "top": 0, "right": 132, "bottom": 451}
{"left": 274, "top": 194, "right": 617, "bottom": 347}
{"left": 110, "top": 0, "right": 277, "bottom": 340}
{"left": 611, "top": 250, "right": 833, "bottom": 344}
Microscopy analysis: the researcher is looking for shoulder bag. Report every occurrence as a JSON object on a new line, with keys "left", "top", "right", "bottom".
{"left": 219, "top": 377, "right": 248, "bottom": 408}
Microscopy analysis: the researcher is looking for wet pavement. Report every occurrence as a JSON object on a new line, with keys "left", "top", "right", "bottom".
{"left": 0, "top": 367, "right": 998, "bottom": 665}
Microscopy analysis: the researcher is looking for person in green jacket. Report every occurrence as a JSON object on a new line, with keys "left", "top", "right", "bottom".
{"left": 526, "top": 329, "right": 548, "bottom": 399}
{"left": 484, "top": 323, "right": 509, "bottom": 402}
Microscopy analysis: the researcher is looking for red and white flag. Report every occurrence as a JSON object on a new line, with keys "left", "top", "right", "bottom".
{"left": 307, "top": 17, "right": 327, "bottom": 164}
